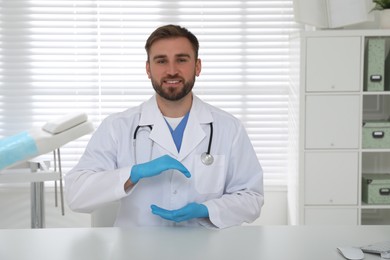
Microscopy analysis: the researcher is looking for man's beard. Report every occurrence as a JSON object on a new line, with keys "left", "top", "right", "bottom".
{"left": 151, "top": 75, "right": 195, "bottom": 101}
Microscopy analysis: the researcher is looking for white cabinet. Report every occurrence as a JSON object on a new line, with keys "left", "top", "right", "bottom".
{"left": 304, "top": 208, "right": 358, "bottom": 226}
{"left": 295, "top": 30, "right": 390, "bottom": 225}
{"left": 306, "top": 37, "right": 361, "bottom": 92}
{"left": 304, "top": 152, "right": 358, "bottom": 205}
{"left": 305, "top": 95, "right": 360, "bottom": 149}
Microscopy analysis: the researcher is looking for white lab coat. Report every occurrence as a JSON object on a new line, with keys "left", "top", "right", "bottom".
{"left": 65, "top": 94, "right": 264, "bottom": 229}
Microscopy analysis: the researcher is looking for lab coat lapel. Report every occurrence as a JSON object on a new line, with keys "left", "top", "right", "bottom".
{"left": 150, "top": 114, "right": 178, "bottom": 156}
{"left": 179, "top": 96, "right": 213, "bottom": 161}
{"left": 138, "top": 95, "right": 213, "bottom": 159}
{"left": 139, "top": 96, "right": 178, "bottom": 156}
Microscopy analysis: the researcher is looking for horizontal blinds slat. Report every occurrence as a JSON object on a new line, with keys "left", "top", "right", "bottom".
{"left": 0, "top": 0, "right": 299, "bottom": 182}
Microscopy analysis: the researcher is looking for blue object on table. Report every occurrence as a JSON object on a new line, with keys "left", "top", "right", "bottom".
{"left": 0, "top": 131, "right": 38, "bottom": 170}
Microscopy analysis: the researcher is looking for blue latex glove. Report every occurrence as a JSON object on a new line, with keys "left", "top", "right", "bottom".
{"left": 130, "top": 154, "right": 190, "bottom": 184}
{"left": 151, "top": 203, "right": 209, "bottom": 222}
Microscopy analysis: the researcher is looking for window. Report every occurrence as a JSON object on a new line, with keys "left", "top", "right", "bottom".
{"left": 0, "top": 1, "right": 299, "bottom": 184}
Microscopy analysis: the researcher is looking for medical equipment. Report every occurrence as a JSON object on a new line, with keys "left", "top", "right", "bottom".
{"left": 133, "top": 122, "right": 214, "bottom": 165}
{"left": 201, "top": 122, "right": 214, "bottom": 166}
{"left": 133, "top": 125, "right": 153, "bottom": 164}
{"left": 0, "top": 113, "right": 94, "bottom": 228}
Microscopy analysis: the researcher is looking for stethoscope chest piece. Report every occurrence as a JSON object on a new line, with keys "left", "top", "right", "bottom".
{"left": 201, "top": 152, "right": 214, "bottom": 166}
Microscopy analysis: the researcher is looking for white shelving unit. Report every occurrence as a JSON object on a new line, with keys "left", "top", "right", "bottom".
{"left": 294, "top": 30, "right": 390, "bottom": 225}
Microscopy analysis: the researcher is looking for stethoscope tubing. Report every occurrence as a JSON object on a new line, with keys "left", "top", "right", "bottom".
{"left": 206, "top": 122, "right": 213, "bottom": 155}
{"left": 133, "top": 125, "right": 152, "bottom": 140}
{"left": 133, "top": 122, "right": 214, "bottom": 165}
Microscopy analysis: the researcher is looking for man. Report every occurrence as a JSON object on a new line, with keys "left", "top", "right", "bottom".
{"left": 65, "top": 24, "right": 264, "bottom": 229}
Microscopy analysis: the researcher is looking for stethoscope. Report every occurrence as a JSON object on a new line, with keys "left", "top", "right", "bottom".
{"left": 133, "top": 122, "right": 214, "bottom": 166}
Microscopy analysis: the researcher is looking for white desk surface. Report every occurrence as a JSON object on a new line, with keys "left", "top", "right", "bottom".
{"left": 0, "top": 225, "right": 389, "bottom": 260}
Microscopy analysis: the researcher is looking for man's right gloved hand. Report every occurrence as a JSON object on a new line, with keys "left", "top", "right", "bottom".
{"left": 130, "top": 155, "right": 191, "bottom": 184}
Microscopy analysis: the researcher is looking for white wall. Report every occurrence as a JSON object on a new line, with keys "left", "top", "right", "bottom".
{"left": 0, "top": 183, "right": 287, "bottom": 229}
{"left": 249, "top": 184, "right": 288, "bottom": 226}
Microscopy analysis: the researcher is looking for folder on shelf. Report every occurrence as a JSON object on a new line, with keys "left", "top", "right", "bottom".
{"left": 386, "top": 44, "right": 390, "bottom": 91}
{"left": 365, "top": 38, "right": 385, "bottom": 92}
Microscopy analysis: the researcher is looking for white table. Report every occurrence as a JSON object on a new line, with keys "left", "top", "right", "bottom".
{"left": 0, "top": 225, "right": 389, "bottom": 260}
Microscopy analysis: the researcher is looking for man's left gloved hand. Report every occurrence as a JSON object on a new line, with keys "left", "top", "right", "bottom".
{"left": 151, "top": 203, "right": 209, "bottom": 222}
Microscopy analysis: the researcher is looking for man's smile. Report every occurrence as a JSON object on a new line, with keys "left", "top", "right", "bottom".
{"left": 163, "top": 78, "right": 183, "bottom": 86}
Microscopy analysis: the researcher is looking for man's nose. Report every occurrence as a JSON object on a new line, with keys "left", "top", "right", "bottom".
{"left": 166, "top": 62, "right": 179, "bottom": 76}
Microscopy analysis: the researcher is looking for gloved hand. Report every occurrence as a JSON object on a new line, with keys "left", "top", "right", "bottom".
{"left": 151, "top": 203, "right": 209, "bottom": 222}
{"left": 130, "top": 154, "right": 190, "bottom": 184}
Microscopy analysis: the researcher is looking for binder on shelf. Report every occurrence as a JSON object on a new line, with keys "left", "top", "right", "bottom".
{"left": 362, "top": 173, "right": 390, "bottom": 204}
{"left": 365, "top": 38, "right": 386, "bottom": 92}
{"left": 386, "top": 44, "right": 390, "bottom": 91}
{"left": 362, "top": 120, "right": 390, "bottom": 149}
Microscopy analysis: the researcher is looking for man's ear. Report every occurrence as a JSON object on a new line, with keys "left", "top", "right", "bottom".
{"left": 146, "top": 61, "right": 151, "bottom": 79}
{"left": 195, "top": 59, "right": 202, "bottom": 77}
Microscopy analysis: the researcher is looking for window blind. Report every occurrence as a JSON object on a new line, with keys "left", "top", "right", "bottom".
{"left": 0, "top": 0, "right": 299, "bottom": 184}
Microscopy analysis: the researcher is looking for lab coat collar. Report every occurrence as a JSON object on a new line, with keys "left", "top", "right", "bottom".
{"left": 138, "top": 94, "right": 213, "bottom": 160}
{"left": 138, "top": 94, "right": 213, "bottom": 125}
{"left": 191, "top": 94, "right": 214, "bottom": 124}
{"left": 138, "top": 95, "right": 160, "bottom": 127}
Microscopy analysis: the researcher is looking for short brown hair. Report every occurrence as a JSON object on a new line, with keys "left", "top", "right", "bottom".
{"left": 145, "top": 24, "right": 199, "bottom": 61}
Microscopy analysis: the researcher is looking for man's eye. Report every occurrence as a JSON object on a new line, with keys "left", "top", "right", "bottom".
{"left": 156, "top": 60, "right": 166, "bottom": 64}
{"left": 178, "top": 59, "right": 188, "bottom": 63}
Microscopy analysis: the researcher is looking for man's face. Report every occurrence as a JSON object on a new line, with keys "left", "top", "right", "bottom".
{"left": 146, "top": 37, "right": 201, "bottom": 101}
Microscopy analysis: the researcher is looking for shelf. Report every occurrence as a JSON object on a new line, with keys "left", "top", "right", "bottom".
{"left": 361, "top": 208, "right": 390, "bottom": 225}
{"left": 362, "top": 149, "right": 390, "bottom": 152}
{"left": 363, "top": 91, "right": 390, "bottom": 95}
{"left": 361, "top": 203, "right": 390, "bottom": 209}
{"left": 296, "top": 31, "right": 390, "bottom": 226}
